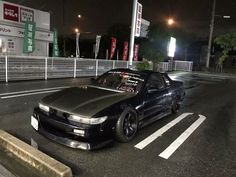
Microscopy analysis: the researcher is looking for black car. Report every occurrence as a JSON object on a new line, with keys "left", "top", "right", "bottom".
{"left": 31, "top": 69, "right": 185, "bottom": 150}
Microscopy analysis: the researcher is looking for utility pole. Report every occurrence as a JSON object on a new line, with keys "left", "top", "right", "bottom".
{"left": 75, "top": 31, "right": 80, "bottom": 58}
{"left": 62, "top": 0, "right": 66, "bottom": 57}
{"left": 206, "top": 0, "right": 216, "bottom": 68}
{"left": 128, "top": 0, "right": 138, "bottom": 66}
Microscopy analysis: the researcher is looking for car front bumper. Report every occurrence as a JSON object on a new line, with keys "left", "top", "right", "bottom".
{"left": 31, "top": 108, "right": 115, "bottom": 150}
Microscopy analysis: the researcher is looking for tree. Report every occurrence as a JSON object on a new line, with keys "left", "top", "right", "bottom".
{"left": 214, "top": 33, "right": 236, "bottom": 72}
{"left": 139, "top": 39, "right": 165, "bottom": 63}
{"left": 139, "top": 23, "right": 194, "bottom": 63}
{"left": 139, "top": 24, "right": 171, "bottom": 65}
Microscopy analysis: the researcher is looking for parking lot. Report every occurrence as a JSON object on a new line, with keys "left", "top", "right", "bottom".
{"left": 0, "top": 72, "right": 235, "bottom": 177}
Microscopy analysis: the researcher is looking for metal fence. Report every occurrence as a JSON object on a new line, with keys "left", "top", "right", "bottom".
{"left": 0, "top": 56, "right": 138, "bottom": 82}
{"left": 173, "top": 60, "right": 193, "bottom": 71}
{"left": 158, "top": 62, "right": 169, "bottom": 72}
{"left": 158, "top": 61, "right": 193, "bottom": 72}
{"left": 0, "top": 56, "right": 6, "bottom": 82}
{"left": 0, "top": 56, "right": 193, "bottom": 82}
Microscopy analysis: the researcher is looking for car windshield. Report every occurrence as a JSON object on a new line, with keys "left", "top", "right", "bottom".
{"left": 94, "top": 71, "right": 146, "bottom": 93}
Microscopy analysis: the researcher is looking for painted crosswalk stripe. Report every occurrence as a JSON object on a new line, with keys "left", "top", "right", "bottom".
{"left": 159, "top": 114, "right": 206, "bottom": 159}
{"left": 134, "top": 113, "right": 193, "bottom": 150}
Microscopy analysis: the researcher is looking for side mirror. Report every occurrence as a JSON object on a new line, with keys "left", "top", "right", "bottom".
{"left": 147, "top": 86, "right": 158, "bottom": 93}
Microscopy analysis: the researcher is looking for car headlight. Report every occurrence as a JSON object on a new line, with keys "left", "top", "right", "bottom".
{"left": 39, "top": 103, "right": 49, "bottom": 112}
{"left": 68, "top": 115, "right": 108, "bottom": 125}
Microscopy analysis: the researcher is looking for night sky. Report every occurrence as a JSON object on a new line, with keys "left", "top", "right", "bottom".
{"left": 5, "top": 0, "right": 236, "bottom": 39}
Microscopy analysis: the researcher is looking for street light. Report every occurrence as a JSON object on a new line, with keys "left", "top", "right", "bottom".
{"left": 206, "top": 0, "right": 230, "bottom": 68}
{"left": 167, "top": 18, "right": 175, "bottom": 26}
{"left": 74, "top": 14, "right": 83, "bottom": 58}
{"left": 74, "top": 28, "right": 80, "bottom": 58}
{"left": 75, "top": 28, "right": 79, "bottom": 33}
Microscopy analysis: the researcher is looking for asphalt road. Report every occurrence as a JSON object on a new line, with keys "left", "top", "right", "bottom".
{"left": 0, "top": 73, "right": 235, "bottom": 177}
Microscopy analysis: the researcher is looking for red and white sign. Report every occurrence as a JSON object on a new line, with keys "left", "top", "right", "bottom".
{"left": 110, "top": 37, "right": 117, "bottom": 59}
{"left": 0, "top": 1, "right": 50, "bottom": 30}
{"left": 122, "top": 41, "right": 129, "bottom": 61}
{"left": 20, "top": 7, "right": 34, "bottom": 22}
{"left": 3, "top": 3, "right": 19, "bottom": 22}
{"left": 133, "top": 44, "right": 140, "bottom": 61}
{"left": 135, "top": 3, "right": 142, "bottom": 37}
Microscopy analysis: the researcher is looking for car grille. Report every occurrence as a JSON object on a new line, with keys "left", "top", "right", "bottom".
{"left": 49, "top": 108, "right": 69, "bottom": 120}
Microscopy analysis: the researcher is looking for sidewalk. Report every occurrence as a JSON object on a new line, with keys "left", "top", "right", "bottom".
{"left": 0, "top": 164, "right": 16, "bottom": 177}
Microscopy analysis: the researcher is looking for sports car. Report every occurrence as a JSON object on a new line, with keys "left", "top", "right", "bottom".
{"left": 31, "top": 68, "right": 185, "bottom": 150}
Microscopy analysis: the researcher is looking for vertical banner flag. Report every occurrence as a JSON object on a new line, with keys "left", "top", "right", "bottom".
{"left": 122, "top": 41, "right": 129, "bottom": 61}
{"left": 133, "top": 44, "right": 140, "bottom": 61}
{"left": 23, "top": 20, "right": 36, "bottom": 53}
{"left": 110, "top": 37, "right": 116, "bottom": 59}
{"left": 135, "top": 3, "right": 142, "bottom": 37}
{"left": 53, "top": 28, "right": 59, "bottom": 57}
{"left": 95, "top": 35, "right": 101, "bottom": 59}
{"left": 76, "top": 32, "right": 80, "bottom": 58}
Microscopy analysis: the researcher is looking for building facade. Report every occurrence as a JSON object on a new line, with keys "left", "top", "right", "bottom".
{"left": 0, "top": 1, "right": 53, "bottom": 56}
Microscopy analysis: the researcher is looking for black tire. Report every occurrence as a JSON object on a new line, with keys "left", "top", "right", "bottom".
{"left": 171, "top": 99, "right": 180, "bottom": 113}
{"left": 115, "top": 107, "right": 138, "bottom": 143}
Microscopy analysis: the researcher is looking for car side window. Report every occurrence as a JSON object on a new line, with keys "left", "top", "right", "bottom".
{"left": 146, "top": 73, "right": 165, "bottom": 90}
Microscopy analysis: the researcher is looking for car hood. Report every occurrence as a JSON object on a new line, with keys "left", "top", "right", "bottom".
{"left": 41, "top": 85, "right": 135, "bottom": 117}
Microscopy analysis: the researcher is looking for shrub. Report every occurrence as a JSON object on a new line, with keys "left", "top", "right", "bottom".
{"left": 136, "top": 60, "right": 151, "bottom": 71}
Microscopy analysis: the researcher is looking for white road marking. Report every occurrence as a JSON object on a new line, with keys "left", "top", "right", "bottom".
{"left": 134, "top": 113, "right": 193, "bottom": 150}
{"left": 1, "top": 89, "right": 60, "bottom": 99}
{"left": 159, "top": 114, "right": 206, "bottom": 159}
{"left": 0, "top": 86, "right": 69, "bottom": 96}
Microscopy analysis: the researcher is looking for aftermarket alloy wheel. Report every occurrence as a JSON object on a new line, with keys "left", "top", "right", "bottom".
{"left": 115, "top": 107, "right": 138, "bottom": 142}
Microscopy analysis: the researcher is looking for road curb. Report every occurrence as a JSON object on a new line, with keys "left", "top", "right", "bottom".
{"left": 0, "top": 130, "right": 72, "bottom": 177}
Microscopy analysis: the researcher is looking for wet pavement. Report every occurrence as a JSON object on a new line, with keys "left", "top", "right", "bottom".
{"left": 0, "top": 73, "right": 235, "bottom": 177}
{"left": 0, "top": 164, "right": 16, "bottom": 177}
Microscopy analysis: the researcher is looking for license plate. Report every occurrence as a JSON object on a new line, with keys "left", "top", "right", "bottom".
{"left": 31, "top": 116, "right": 38, "bottom": 131}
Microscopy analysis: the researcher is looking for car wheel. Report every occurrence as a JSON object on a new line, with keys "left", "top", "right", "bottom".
{"left": 171, "top": 99, "right": 180, "bottom": 113}
{"left": 115, "top": 108, "right": 138, "bottom": 143}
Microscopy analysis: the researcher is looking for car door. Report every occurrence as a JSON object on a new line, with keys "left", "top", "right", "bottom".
{"left": 143, "top": 73, "right": 170, "bottom": 120}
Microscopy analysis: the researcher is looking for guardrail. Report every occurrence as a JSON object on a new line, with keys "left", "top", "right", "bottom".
{"left": 0, "top": 56, "right": 192, "bottom": 82}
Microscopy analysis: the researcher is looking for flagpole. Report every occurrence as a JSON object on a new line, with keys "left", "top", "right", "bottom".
{"left": 117, "top": 49, "right": 119, "bottom": 60}
{"left": 106, "top": 49, "right": 108, "bottom": 60}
